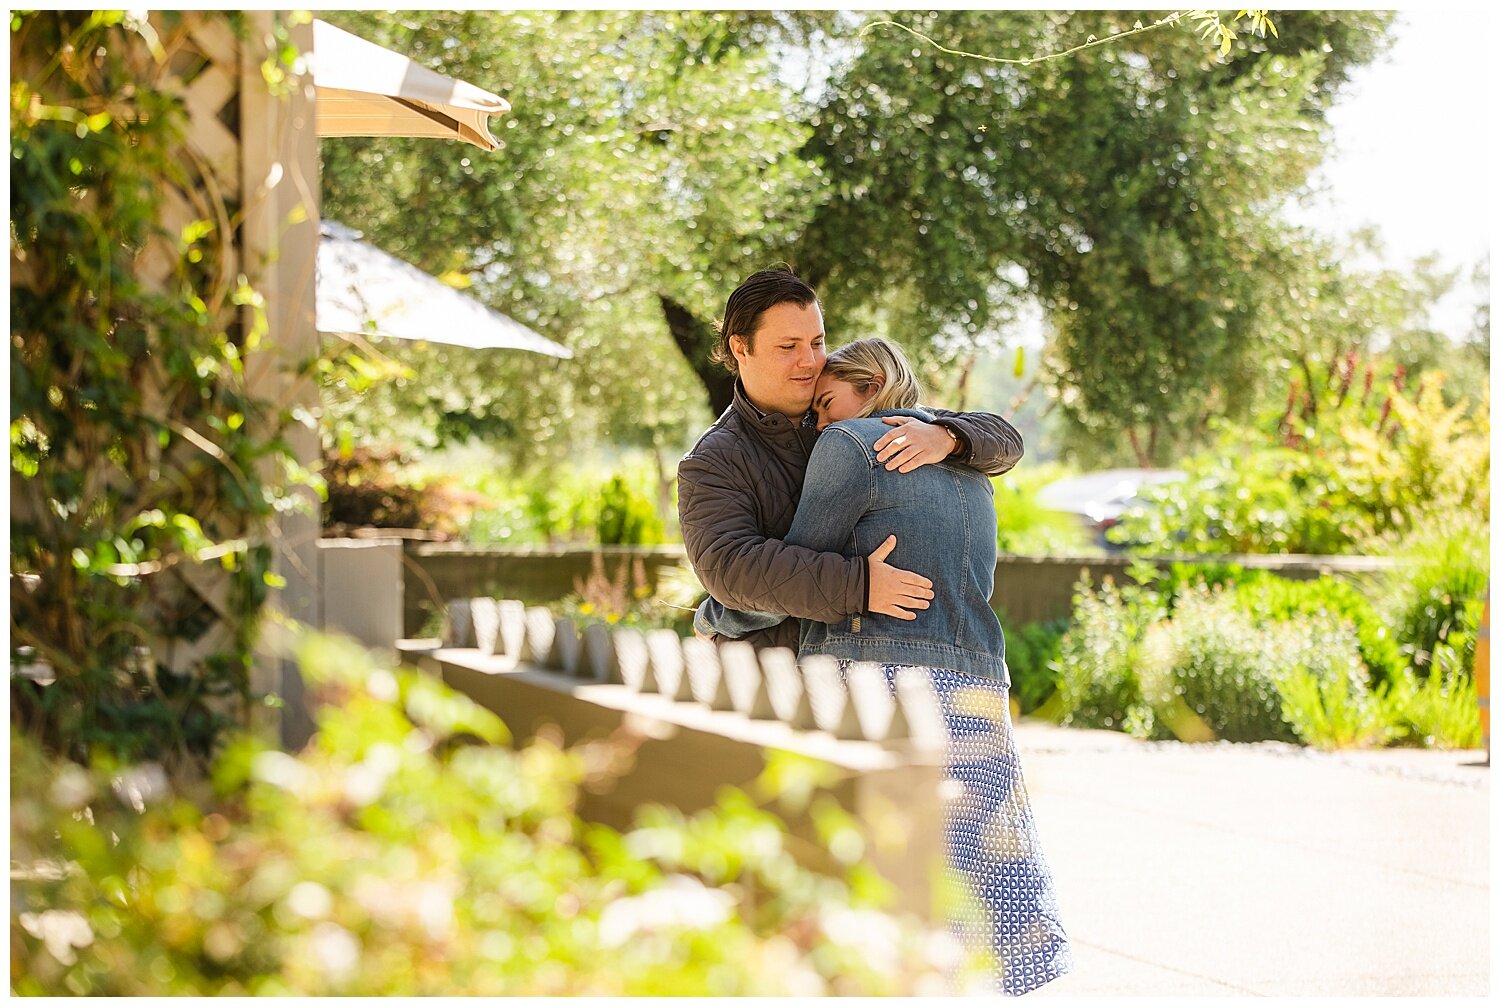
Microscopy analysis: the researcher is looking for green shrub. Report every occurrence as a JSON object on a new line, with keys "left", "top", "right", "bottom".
{"left": 1159, "top": 561, "right": 1250, "bottom": 607}
{"left": 992, "top": 461, "right": 1097, "bottom": 556}
{"left": 557, "top": 554, "right": 692, "bottom": 635}
{"left": 1052, "top": 577, "right": 1165, "bottom": 733}
{"left": 1234, "top": 574, "right": 1403, "bottom": 687}
{"left": 423, "top": 450, "right": 670, "bottom": 547}
{"left": 1158, "top": 563, "right": 1403, "bottom": 688}
{"left": 999, "top": 616, "right": 1069, "bottom": 715}
{"left": 1054, "top": 563, "right": 1478, "bottom": 750}
{"left": 10, "top": 631, "right": 950, "bottom": 995}
{"left": 1111, "top": 446, "right": 1367, "bottom": 554}
{"left": 597, "top": 475, "right": 665, "bottom": 546}
{"left": 1380, "top": 524, "right": 1489, "bottom": 679}
{"left": 1114, "top": 372, "right": 1489, "bottom": 556}
{"left": 1149, "top": 589, "right": 1299, "bottom": 744}
{"left": 1270, "top": 614, "right": 1395, "bottom": 750}
{"left": 1139, "top": 588, "right": 1392, "bottom": 748}
{"left": 1380, "top": 651, "right": 1483, "bottom": 749}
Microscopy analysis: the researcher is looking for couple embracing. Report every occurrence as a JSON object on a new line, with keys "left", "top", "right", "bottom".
{"left": 677, "top": 267, "right": 1073, "bottom": 996}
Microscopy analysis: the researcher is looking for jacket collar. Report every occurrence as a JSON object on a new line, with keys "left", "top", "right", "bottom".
{"left": 730, "top": 379, "right": 818, "bottom": 461}
{"left": 731, "top": 378, "right": 815, "bottom": 431}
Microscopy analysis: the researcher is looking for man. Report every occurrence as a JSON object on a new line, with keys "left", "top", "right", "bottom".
{"left": 677, "top": 267, "right": 1024, "bottom": 651}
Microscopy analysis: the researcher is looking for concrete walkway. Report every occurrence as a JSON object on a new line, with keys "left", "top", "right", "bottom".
{"left": 1009, "top": 720, "right": 1491, "bottom": 997}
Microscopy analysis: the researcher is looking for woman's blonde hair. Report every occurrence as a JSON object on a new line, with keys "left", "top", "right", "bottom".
{"left": 822, "top": 337, "right": 921, "bottom": 417}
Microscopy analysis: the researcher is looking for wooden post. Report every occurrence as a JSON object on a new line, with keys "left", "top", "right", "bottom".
{"left": 1476, "top": 595, "right": 1490, "bottom": 765}
{"left": 241, "top": 11, "right": 320, "bottom": 749}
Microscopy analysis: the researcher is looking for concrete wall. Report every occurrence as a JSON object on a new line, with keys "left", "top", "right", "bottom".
{"left": 402, "top": 544, "right": 1400, "bottom": 636}
{"left": 408, "top": 642, "right": 948, "bottom": 924}
{"left": 402, "top": 545, "right": 690, "bottom": 636}
{"left": 319, "top": 538, "right": 403, "bottom": 653}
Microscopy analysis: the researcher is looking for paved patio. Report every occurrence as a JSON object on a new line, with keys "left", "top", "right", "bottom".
{"left": 1010, "top": 721, "right": 1491, "bottom": 997}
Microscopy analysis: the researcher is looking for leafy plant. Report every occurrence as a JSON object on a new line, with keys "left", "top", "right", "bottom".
{"left": 10, "top": 631, "right": 953, "bottom": 995}
{"left": 1379, "top": 523, "right": 1490, "bottom": 679}
{"left": 999, "top": 616, "right": 1070, "bottom": 715}
{"left": 557, "top": 553, "right": 693, "bottom": 635}
{"left": 1049, "top": 563, "right": 1481, "bottom": 750}
{"left": 992, "top": 462, "right": 1097, "bottom": 556}
{"left": 1148, "top": 588, "right": 1299, "bottom": 744}
{"left": 1233, "top": 574, "right": 1404, "bottom": 688}
{"left": 1050, "top": 576, "right": 1164, "bottom": 733}
{"left": 1340, "top": 376, "right": 1490, "bottom": 544}
{"left": 1152, "top": 561, "right": 1250, "bottom": 610}
{"left": 1380, "top": 657, "right": 1483, "bottom": 750}
{"left": 597, "top": 475, "right": 665, "bottom": 547}
{"left": 10, "top": 12, "right": 304, "bottom": 765}
{"left": 1110, "top": 441, "right": 1371, "bottom": 554}
{"left": 322, "top": 446, "right": 486, "bottom": 536}
{"left": 1114, "top": 367, "right": 1489, "bottom": 556}
{"left": 426, "top": 449, "right": 671, "bottom": 547}
{"left": 1159, "top": 562, "right": 1405, "bottom": 690}
{"left": 1270, "top": 614, "right": 1394, "bottom": 750}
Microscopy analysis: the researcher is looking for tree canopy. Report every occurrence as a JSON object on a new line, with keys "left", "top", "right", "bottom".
{"left": 318, "top": 10, "right": 1399, "bottom": 467}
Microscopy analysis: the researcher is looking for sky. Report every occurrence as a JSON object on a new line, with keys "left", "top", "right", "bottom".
{"left": 1287, "top": 6, "right": 1493, "bottom": 340}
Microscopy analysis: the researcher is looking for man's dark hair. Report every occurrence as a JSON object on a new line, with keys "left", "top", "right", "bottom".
{"left": 711, "top": 266, "right": 819, "bottom": 374}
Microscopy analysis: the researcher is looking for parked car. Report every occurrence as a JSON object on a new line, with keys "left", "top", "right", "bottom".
{"left": 1035, "top": 468, "right": 1186, "bottom": 552}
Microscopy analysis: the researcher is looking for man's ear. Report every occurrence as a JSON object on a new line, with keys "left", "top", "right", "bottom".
{"left": 729, "top": 334, "right": 750, "bottom": 363}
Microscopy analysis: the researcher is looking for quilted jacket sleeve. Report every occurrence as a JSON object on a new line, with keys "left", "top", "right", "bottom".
{"left": 678, "top": 451, "right": 867, "bottom": 624}
{"left": 926, "top": 407, "right": 1025, "bottom": 477}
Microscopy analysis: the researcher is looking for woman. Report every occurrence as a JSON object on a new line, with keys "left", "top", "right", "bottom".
{"left": 696, "top": 338, "right": 1073, "bottom": 996}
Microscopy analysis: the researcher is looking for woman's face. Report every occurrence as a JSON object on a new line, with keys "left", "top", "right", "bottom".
{"left": 812, "top": 374, "right": 874, "bottom": 431}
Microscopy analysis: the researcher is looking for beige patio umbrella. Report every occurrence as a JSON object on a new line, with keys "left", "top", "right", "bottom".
{"left": 317, "top": 221, "right": 572, "bottom": 358}
{"left": 310, "top": 18, "right": 510, "bottom": 151}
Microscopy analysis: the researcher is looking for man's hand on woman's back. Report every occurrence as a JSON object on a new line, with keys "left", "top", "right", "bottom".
{"left": 872, "top": 416, "right": 961, "bottom": 473}
{"left": 866, "top": 534, "right": 933, "bottom": 620}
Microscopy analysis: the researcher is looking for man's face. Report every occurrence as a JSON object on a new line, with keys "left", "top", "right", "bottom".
{"left": 731, "top": 301, "right": 826, "bottom": 417}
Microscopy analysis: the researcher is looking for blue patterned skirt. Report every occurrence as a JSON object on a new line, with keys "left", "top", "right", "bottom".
{"left": 839, "top": 661, "right": 1074, "bottom": 996}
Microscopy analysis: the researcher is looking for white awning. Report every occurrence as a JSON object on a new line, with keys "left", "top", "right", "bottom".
{"left": 309, "top": 19, "right": 510, "bottom": 151}
{"left": 317, "top": 221, "right": 572, "bottom": 359}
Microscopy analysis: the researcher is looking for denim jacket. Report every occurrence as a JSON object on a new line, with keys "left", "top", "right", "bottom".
{"left": 695, "top": 408, "right": 1009, "bottom": 684}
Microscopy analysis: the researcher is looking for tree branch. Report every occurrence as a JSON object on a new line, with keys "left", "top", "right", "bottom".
{"left": 658, "top": 294, "right": 734, "bottom": 416}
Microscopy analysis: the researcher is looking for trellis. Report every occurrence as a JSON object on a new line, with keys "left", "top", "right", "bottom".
{"left": 10, "top": 11, "right": 321, "bottom": 758}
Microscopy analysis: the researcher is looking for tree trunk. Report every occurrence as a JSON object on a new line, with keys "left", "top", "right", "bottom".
{"left": 952, "top": 351, "right": 977, "bottom": 412}
{"left": 659, "top": 294, "right": 734, "bottom": 417}
{"left": 651, "top": 440, "right": 676, "bottom": 537}
{"left": 1127, "top": 427, "right": 1151, "bottom": 468}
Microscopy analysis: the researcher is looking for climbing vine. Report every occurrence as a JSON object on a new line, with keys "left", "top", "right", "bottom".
{"left": 10, "top": 11, "right": 305, "bottom": 767}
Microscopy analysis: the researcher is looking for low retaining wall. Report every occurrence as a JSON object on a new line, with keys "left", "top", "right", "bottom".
{"left": 401, "top": 545, "right": 687, "bottom": 637}
{"left": 401, "top": 543, "right": 1400, "bottom": 636}
{"left": 404, "top": 597, "right": 953, "bottom": 919}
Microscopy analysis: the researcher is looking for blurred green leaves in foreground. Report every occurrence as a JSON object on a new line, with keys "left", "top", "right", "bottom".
{"left": 11, "top": 630, "right": 969, "bottom": 995}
